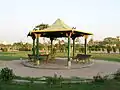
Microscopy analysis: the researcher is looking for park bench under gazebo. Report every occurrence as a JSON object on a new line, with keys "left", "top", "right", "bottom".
{"left": 28, "top": 18, "right": 93, "bottom": 67}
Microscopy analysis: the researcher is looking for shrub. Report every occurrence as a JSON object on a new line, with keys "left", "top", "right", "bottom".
{"left": 0, "top": 67, "right": 15, "bottom": 82}
{"left": 1, "top": 48, "right": 8, "bottom": 52}
{"left": 93, "top": 73, "right": 107, "bottom": 83}
{"left": 106, "top": 46, "right": 112, "bottom": 53}
{"left": 114, "top": 69, "right": 120, "bottom": 80}
{"left": 45, "top": 74, "right": 63, "bottom": 87}
{"left": 88, "top": 47, "right": 91, "bottom": 53}
{"left": 98, "top": 48, "right": 101, "bottom": 51}
{"left": 95, "top": 48, "right": 98, "bottom": 51}
{"left": 91, "top": 47, "right": 95, "bottom": 51}
{"left": 28, "top": 77, "right": 34, "bottom": 84}
{"left": 53, "top": 47, "right": 57, "bottom": 54}
{"left": 112, "top": 46, "right": 117, "bottom": 53}
{"left": 19, "top": 47, "right": 31, "bottom": 51}
{"left": 80, "top": 48, "right": 84, "bottom": 53}
{"left": 118, "top": 47, "right": 120, "bottom": 54}
{"left": 89, "top": 48, "right": 91, "bottom": 53}
{"left": 102, "top": 48, "right": 105, "bottom": 52}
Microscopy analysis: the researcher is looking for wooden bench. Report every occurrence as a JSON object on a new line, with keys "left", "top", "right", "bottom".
{"left": 28, "top": 54, "right": 49, "bottom": 63}
{"left": 28, "top": 54, "right": 35, "bottom": 61}
{"left": 38, "top": 54, "right": 49, "bottom": 63}
{"left": 74, "top": 54, "right": 91, "bottom": 63}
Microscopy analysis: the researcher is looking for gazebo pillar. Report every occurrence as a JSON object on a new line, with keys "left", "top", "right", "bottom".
{"left": 32, "top": 37, "right": 36, "bottom": 59}
{"left": 67, "top": 33, "right": 71, "bottom": 67}
{"left": 84, "top": 35, "right": 88, "bottom": 55}
{"left": 36, "top": 34, "right": 40, "bottom": 65}
{"left": 72, "top": 37, "right": 76, "bottom": 59}
{"left": 50, "top": 37, "right": 54, "bottom": 59}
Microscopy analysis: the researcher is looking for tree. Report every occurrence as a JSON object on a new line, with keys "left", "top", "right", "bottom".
{"left": 88, "top": 38, "right": 94, "bottom": 46}
{"left": 35, "top": 24, "right": 49, "bottom": 30}
{"left": 75, "top": 44, "right": 81, "bottom": 52}
{"left": 75, "top": 37, "right": 81, "bottom": 53}
{"left": 106, "top": 46, "right": 112, "bottom": 54}
{"left": 116, "top": 37, "right": 120, "bottom": 48}
{"left": 24, "top": 43, "right": 32, "bottom": 51}
{"left": 39, "top": 43, "right": 45, "bottom": 50}
{"left": 118, "top": 47, "right": 120, "bottom": 54}
{"left": 112, "top": 46, "right": 117, "bottom": 53}
{"left": 13, "top": 42, "right": 23, "bottom": 50}
{"left": 101, "top": 45, "right": 105, "bottom": 52}
{"left": 19, "top": 43, "right": 32, "bottom": 51}
{"left": 103, "top": 37, "right": 117, "bottom": 46}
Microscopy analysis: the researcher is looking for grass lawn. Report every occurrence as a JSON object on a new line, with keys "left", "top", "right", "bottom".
{"left": 55, "top": 52, "right": 120, "bottom": 62}
{"left": 91, "top": 53, "right": 120, "bottom": 62}
{"left": 0, "top": 51, "right": 120, "bottom": 62}
{"left": 0, "top": 51, "right": 32, "bottom": 60}
{"left": 0, "top": 79, "right": 120, "bottom": 90}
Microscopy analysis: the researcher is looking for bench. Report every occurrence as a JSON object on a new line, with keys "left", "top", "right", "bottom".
{"left": 74, "top": 54, "right": 92, "bottom": 63}
{"left": 28, "top": 54, "right": 35, "bottom": 61}
{"left": 28, "top": 54, "right": 49, "bottom": 63}
{"left": 38, "top": 54, "right": 49, "bottom": 63}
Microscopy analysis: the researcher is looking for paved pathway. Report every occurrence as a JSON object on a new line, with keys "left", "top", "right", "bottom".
{"left": 0, "top": 59, "right": 120, "bottom": 79}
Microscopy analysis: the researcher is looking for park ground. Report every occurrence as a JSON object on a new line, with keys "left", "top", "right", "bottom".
{"left": 0, "top": 51, "right": 120, "bottom": 62}
{"left": 0, "top": 51, "right": 120, "bottom": 90}
{"left": 0, "top": 79, "right": 120, "bottom": 90}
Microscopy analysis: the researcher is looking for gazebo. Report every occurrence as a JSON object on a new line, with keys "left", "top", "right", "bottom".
{"left": 28, "top": 19, "right": 93, "bottom": 67}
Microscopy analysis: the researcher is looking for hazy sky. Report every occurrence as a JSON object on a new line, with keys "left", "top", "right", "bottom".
{"left": 0, "top": 0, "right": 120, "bottom": 43}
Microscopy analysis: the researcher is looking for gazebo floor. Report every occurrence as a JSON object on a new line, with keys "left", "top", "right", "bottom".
{"left": 22, "top": 58, "right": 94, "bottom": 70}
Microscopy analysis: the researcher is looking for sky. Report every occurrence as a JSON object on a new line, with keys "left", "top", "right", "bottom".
{"left": 0, "top": 0, "right": 120, "bottom": 44}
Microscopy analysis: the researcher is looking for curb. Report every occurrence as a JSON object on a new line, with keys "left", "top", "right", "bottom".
{"left": 21, "top": 60, "right": 94, "bottom": 70}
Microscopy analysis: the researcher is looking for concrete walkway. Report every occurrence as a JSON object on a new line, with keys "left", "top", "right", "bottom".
{"left": 0, "top": 59, "right": 120, "bottom": 79}
{"left": 22, "top": 58, "right": 94, "bottom": 69}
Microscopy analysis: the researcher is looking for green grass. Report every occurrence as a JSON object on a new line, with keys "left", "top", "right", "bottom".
{"left": 56, "top": 52, "right": 120, "bottom": 62}
{"left": 91, "top": 53, "right": 120, "bottom": 62}
{"left": 0, "top": 80, "right": 120, "bottom": 90}
{"left": 0, "top": 51, "right": 120, "bottom": 62}
{"left": 55, "top": 52, "right": 120, "bottom": 62}
{"left": 0, "top": 51, "right": 32, "bottom": 60}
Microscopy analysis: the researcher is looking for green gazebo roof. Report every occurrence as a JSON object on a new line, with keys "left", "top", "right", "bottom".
{"left": 46, "top": 18, "right": 71, "bottom": 30}
{"left": 29, "top": 19, "right": 93, "bottom": 38}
